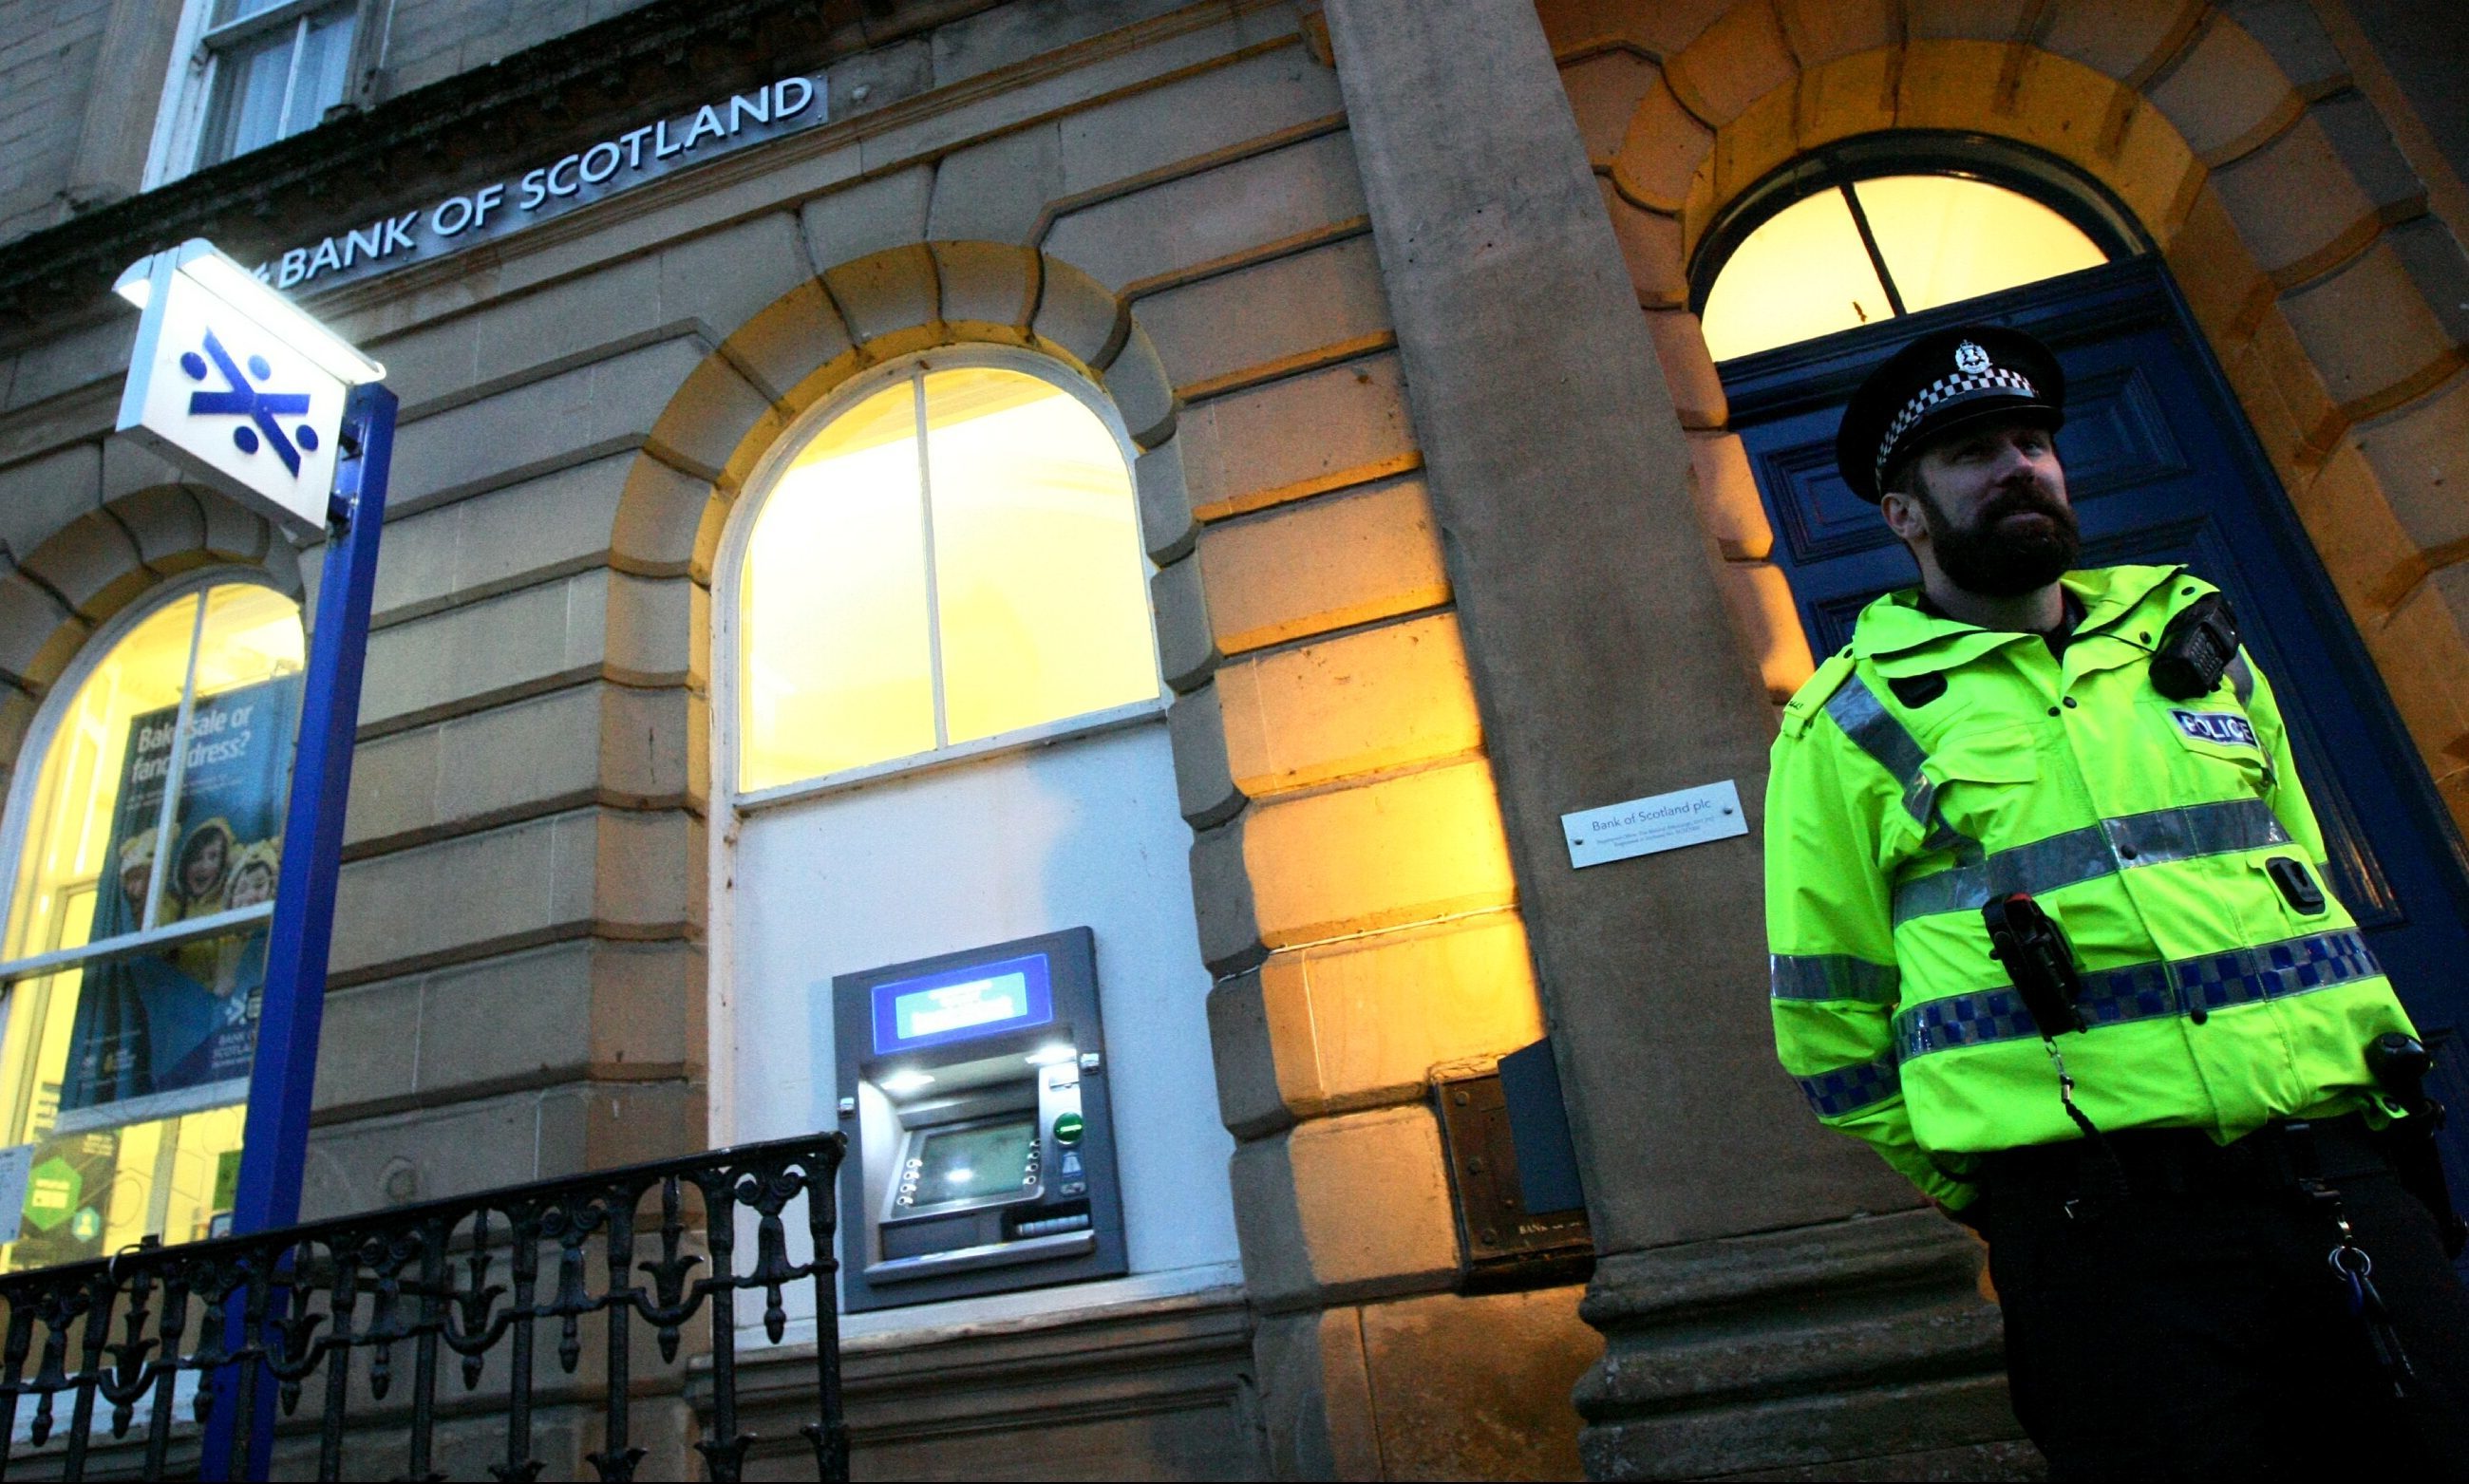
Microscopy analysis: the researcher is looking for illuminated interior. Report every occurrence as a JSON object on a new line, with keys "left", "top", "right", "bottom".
{"left": 739, "top": 362, "right": 1158, "bottom": 794}
{"left": 1700, "top": 175, "right": 2109, "bottom": 362}
{"left": 0, "top": 581, "right": 303, "bottom": 1270}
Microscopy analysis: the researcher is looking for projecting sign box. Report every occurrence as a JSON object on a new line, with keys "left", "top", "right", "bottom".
{"left": 113, "top": 242, "right": 359, "bottom": 538}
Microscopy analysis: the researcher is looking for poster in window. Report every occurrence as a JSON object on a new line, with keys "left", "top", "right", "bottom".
{"left": 9, "top": 1129, "right": 120, "bottom": 1268}
{"left": 53, "top": 674, "right": 301, "bottom": 1134}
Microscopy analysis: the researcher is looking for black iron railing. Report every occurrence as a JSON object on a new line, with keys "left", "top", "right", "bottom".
{"left": 0, "top": 1132, "right": 845, "bottom": 1482}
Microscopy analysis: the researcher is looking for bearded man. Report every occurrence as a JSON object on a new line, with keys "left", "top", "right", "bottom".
{"left": 1762, "top": 325, "right": 2469, "bottom": 1478}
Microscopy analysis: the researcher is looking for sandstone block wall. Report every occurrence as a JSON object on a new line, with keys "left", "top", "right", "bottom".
{"left": 0, "top": 0, "right": 1219, "bottom": 252}
{"left": 379, "top": 0, "right": 659, "bottom": 98}
{"left": 0, "top": 0, "right": 112, "bottom": 240}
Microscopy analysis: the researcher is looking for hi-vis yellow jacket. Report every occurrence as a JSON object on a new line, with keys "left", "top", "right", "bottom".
{"left": 1766, "top": 564, "right": 2417, "bottom": 1208}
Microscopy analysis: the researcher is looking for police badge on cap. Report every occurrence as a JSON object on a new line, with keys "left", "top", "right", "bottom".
{"left": 1833, "top": 326, "right": 2066, "bottom": 503}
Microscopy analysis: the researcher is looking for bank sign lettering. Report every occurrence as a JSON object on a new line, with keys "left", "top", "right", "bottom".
{"left": 259, "top": 75, "right": 825, "bottom": 294}
{"left": 116, "top": 264, "right": 345, "bottom": 535}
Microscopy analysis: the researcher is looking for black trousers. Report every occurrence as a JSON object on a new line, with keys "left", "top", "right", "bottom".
{"left": 1978, "top": 1122, "right": 2469, "bottom": 1481}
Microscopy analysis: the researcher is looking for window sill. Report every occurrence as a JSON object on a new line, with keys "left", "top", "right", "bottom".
{"left": 731, "top": 695, "right": 1168, "bottom": 815}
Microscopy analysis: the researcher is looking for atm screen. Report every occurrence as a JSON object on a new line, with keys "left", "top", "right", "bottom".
{"left": 872, "top": 951, "right": 1055, "bottom": 1053}
{"left": 913, "top": 1119, "right": 1037, "bottom": 1207}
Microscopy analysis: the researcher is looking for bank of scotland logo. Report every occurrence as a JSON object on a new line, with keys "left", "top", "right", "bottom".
{"left": 180, "top": 329, "right": 318, "bottom": 477}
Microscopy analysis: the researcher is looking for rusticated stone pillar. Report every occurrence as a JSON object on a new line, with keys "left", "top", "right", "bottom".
{"left": 1313, "top": 0, "right": 2027, "bottom": 1474}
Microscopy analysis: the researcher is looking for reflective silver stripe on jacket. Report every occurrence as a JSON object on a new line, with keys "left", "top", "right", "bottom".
{"left": 1891, "top": 798, "right": 2290, "bottom": 925}
{"left": 1771, "top": 954, "right": 1901, "bottom": 1005}
{"left": 1825, "top": 676, "right": 1923, "bottom": 809}
{"left": 1824, "top": 676, "right": 1965, "bottom": 848}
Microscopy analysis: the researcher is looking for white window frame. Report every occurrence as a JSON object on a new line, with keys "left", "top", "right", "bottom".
{"left": 0, "top": 570, "right": 292, "bottom": 994}
{"left": 141, "top": 0, "right": 364, "bottom": 189}
{"left": 714, "top": 347, "right": 1167, "bottom": 818}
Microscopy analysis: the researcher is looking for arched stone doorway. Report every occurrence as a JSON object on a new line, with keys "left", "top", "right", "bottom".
{"left": 1553, "top": 1, "right": 2469, "bottom": 836}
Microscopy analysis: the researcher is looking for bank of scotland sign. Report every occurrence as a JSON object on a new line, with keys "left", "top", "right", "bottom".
{"left": 114, "top": 240, "right": 379, "bottom": 537}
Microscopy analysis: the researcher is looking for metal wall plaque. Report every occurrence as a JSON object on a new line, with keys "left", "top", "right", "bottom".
{"left": 1561, "top": 778, "right": 1748, "bottom": 869}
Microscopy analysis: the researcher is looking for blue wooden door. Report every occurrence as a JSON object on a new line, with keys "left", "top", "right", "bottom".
{"left": 1722, "top": 255, "right": 2469, "bottom": 1199}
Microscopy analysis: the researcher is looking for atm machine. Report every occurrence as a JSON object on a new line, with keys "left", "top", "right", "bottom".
{"left": 833, "top": 928, "right": 1128, "bottom": 1312}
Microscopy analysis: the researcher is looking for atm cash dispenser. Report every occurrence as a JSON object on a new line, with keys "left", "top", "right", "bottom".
{"left": 834, "top": 928, "right": 1127, "bottom": 1312}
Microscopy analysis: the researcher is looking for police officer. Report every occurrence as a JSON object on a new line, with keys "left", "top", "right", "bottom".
{"left": 1765, "top": 325, "right": 2469, "bottom": 1479}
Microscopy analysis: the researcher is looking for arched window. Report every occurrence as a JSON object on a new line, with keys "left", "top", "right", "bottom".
{"left": 1692, "top": 136, "right": 2143, "bottom": 363}
{"left": 735, "top": 354, "right": 1159, "bottom": 797}
{"left": 720, "top": 348, "right": 1237, "bottom": 1324}
{"left": 0, "top": 576, "right": 304, "bottom": 1268}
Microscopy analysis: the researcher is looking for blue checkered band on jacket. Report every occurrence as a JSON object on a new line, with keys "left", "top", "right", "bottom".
{"left": 1894, "top": 929, "right": 2381, "bottom": 1061}
{"left": 1874, "top": 366, "right": 2039, "bottom": 490}
{"left": 1797, "top": 1051, "right": 1901, "bottom": 1118}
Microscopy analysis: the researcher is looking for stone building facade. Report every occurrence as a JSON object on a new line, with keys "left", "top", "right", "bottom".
{"left": 0, "top": 0, "right": 2460, "bottom": 1478}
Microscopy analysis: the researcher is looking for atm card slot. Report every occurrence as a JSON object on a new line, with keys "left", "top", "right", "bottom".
{"left": 879, "top": 1212, "right": 986, "bottom": 1261}
{"left": 864, "top": 1230, "right": 1096, "bottom": 1284}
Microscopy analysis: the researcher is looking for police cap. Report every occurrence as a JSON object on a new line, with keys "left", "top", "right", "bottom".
{"left": 1834, "top": 325, "right": 2065, "bottom": 503}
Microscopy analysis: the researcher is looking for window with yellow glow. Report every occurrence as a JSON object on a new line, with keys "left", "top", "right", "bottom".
{"left": 738, "top": 361, "right": 1158, "bottom": 795}
{"left": 0, "top": 579, "right": 303, "bottom": 1270}
{"left": 1700, "top": 174, "right": 2110, "bottom": 362}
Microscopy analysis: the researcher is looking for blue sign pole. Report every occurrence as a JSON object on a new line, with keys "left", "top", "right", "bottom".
{"left": 199, "top": 379, "right": 394, "bottom": 1481}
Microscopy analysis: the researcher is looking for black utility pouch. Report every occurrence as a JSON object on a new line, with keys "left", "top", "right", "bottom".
{"left": 2153, "top": 592, "right": 2239, "bottom": 700}
{"left": 1983, "top": 892, "right": 2085, "bottom": 1036}
{"left": 2267, "top": 855, "right": 2327, "bottom": 914}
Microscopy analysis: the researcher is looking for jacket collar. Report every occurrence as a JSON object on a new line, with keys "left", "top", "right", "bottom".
{"left": 1850, "top": 565, "right": 2189, "bottom": 677}
{"left": 2071, "top": 562, "right": 2189, "bottom": 635}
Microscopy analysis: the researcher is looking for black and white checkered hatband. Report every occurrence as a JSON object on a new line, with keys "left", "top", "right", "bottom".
{"left": 1872, "top": 365, "right": 2041, "bottom": 492}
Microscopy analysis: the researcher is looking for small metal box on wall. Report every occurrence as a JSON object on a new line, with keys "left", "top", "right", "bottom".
{"left": 1433, "top": 1038, "right": 1594, "bottom": 1290}
{"left": 833, "top": 928, "right": 1128, "bottom": 1312}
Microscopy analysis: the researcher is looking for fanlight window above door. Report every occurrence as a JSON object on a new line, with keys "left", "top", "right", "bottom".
{"left": 1700, "top": 174, "right": 2112, "bottom": 363}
